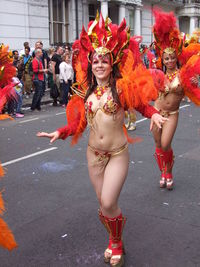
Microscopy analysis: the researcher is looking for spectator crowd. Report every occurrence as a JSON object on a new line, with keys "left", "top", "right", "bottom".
{"left": 4, "top": 40, "right": 74, "bottom": 118}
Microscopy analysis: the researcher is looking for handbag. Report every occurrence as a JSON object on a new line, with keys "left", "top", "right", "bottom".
{"left": 50, "top": 84, "right": 59, "bottom": 99}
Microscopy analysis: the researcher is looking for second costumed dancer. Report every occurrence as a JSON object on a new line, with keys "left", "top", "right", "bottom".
{"left": 37, "top": 13, "right": 166, "bottom": 266}
{"left": 151, "top": 9, "right": 200, "bottom": 190}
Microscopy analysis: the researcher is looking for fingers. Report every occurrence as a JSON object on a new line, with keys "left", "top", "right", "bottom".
{"left": 36, "top": 132, "right": 51, "bottom": 138}
{"left": 150, "top": 114, "right": 169, "bottom": 131}
{"left": 50, "top": 136, "right": 57, "bottom": 143}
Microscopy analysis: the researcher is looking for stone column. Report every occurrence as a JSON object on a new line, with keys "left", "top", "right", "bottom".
{"left": 49, "top": 0, "right": 54, "bottom": 44}
{"left": 119, "top": 3, "right": 126, "bottom": 23}
{"left": 82, "top": 0, "right": 89, "bottom": 29}
{"left": 100, "top": 0, "right": 109, "bottom": 19}
{"left": 134, "top": 6, "right": 141, "bottom": 36}
{"left": 62, "top": 0, "right": 66, "bottom": 43}
{"left": 190, "top": 16, "right": 198, "bottom": 34}
{"left": 24, "top": 0, "right": 30, "bottom": 41}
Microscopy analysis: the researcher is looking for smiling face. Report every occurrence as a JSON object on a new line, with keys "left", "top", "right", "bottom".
{"left": 91, "top": 53, "right": 112, "bottom": 85}
{"left": 162, "top": 51, "right": 177, "bottom": 71}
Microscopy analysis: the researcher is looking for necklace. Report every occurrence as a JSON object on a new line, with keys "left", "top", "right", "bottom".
{"left": 166, "top": 70, "right": 178, "bottom": 81}
{"left": 94, "top": 85, "right": 109, "bottom": 100}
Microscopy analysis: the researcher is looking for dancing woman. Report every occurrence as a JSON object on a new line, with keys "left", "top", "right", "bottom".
{"left": 151, "top": 9, "right": 200, "bottom": 190}
{"left": 37, "top": 13, "right": 166, "bottom": 267}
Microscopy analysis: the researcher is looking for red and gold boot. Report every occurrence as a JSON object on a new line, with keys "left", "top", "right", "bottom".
{"left": 104, "top": 213, "right": 126, "bottom": 267}
{"left": 162, "top": 149, "right": 174, "bottom": 190}
{"left": 98, "top": 210, "right": 113, "bottom": 263}
{"left": 154, "top": 147, "right": 166, "bottom": 188}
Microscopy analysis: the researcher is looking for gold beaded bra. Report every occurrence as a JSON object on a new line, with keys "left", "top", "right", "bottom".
{"left": 85, "top": 86, "right": 120, "bottom": 125}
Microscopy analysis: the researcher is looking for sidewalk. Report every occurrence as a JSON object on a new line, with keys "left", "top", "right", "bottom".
{"left": 22, "top": 89, "right": 52, "bottom": 108}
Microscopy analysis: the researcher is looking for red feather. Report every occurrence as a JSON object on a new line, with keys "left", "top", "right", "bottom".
{"left": 180, "top": 54, "right": 200, "bottom": 105}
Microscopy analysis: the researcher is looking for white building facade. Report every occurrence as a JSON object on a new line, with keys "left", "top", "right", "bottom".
{"left": 0, "top": 0, "right": 200, "bottom": 50}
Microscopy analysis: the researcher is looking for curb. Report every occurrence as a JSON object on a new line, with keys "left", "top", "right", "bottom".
{"left": 22, "top": 99, "right": 52, "bottom": 108}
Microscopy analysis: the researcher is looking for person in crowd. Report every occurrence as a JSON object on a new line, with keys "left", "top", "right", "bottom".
{"left": 12, "top": 50, "right": 24, "bottom": 81}
{"left": 51, "top": 46, "right": 63, "bottom": 106}
{"left": 12, "top": 69, "right": 24, "bottom": 118}
{"left": 37, "top": 14, "right": 166, "bottom": 267}
{"left": 31, "top": 48, "right": 48, "bottom": 111}
{"left": 149, "top": 42, "right": 156, "bottom": 57}
{"left": 19, "top": 41, "right": 34, "bottom": 57}
{"left": 59, "top": 52, "right": 74, "bottom": 107}
{"left": 124, "top": 109, "right": 137, "bottom": 131}
{"left": 47, "top": 47, "right": 55, "bottom": 91}
{"left": 32, "top": 41, "right": 48, "bottom": 69}
{"left": 22, "top": 46, "right": 33, "bottom": 98}
{"left": 65, "top": 45, "right": 71, "bottom": 54}
{"left": 140, "top": 44, "right": 149, "bottom": 68}
{"left": 32, "top": 41, "right": 48, "bottom": 94}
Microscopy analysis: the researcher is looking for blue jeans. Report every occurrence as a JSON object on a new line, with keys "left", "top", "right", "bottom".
{"left": 31, "top": 80, "right": 43, "bottom": 110}
{"left": 16, "top": 92, "right": 23, "bottom": 113}
{"left": 61, "top": 80, "right": 71, "bottom": 106}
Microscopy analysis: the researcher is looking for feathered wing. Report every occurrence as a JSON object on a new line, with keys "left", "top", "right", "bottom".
{"left": 66, "top": 95, "right": 87, "bottom": 145}
{"left": 179, "top": 43, "right": 200, "bottom": 66}
{"left": 117, "top": 50, "right": 158, "bottom": 110}
{"left": 0, "top": 192, "right": 17, "bottom": 250}
{"left": 0, "top": 217, "right": 18, "bottom": 251}
{"left": 180, "top": 54, "right": 200, "bottom": 105}
{"left": 0, "top": 44, "right": 16, "bottom": 114}
{"left": 0, "top": 44, "right": 18, "bottom": 250}
{"left": 0, "top": 84, "right": 16, "bottom": 113}
{"left": 57, "top": 95, "right": 87, "bottom": 145}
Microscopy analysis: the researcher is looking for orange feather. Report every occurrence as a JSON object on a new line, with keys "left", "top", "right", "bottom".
{"left": 0, "top": 217, "right": 17, "bottom": 250}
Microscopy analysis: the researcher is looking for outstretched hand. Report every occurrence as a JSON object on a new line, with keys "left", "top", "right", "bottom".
{"left": 150, "top": 113, "right": 168, "bottom": 131}
{"left": 37, "top": 131, "right": 60, "bottom": 143}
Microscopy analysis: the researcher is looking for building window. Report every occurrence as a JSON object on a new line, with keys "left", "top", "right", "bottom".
{"left": 129, "top": 10, "right": 134, "bottom": 36}
{"left": 89, "top": 3, "right": 100, "bottom": 21}
{"left": 49, "top": 0, "right": 69, "bottom": 45}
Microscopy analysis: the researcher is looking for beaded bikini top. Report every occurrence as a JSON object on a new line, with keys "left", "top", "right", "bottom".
{"left": 85, "top": 86, "right": 120, "bottom": 125}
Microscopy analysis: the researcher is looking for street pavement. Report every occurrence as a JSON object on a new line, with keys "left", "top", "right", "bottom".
{"left": 0, "top": 100, "right": 200, "bottom": 267}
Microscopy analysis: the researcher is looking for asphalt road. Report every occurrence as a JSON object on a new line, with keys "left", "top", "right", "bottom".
{"left": 0, "top": 102, "right": 200, "bottom": 267}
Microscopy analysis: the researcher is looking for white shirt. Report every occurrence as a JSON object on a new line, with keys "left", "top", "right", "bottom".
{"left": 59, "top": 61, "right": 74, "bottom": 83}
{"left": 19, "top": 47, "right": 34, "bottom": 57}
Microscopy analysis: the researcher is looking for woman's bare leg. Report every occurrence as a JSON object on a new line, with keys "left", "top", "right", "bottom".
{"left": 87, "top": 147, "right": 129, "bottom": 264}
{"left": 161, "top": 113, "right": 179, "bottom": 151}
{"left": 101, "top": 149, "right": 129, "bottom": 218}
{"left": 152, "top": 124, "right": 162, "bottom": 148}
{"left": 87, "top": 148, "right": 105, "bottom": 205}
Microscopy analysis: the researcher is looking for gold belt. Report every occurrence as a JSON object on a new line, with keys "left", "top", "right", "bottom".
{"left": 159, "top": 109, "right": 179, "bottom": 118}
{"left": 155, "top": 107, "right": 179, "bottom": 118}
{"left": 88, "top": 143, "right": 128, "bottom": 165}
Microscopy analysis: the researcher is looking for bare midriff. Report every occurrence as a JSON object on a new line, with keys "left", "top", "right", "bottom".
{"left": 88, "top": 108, "right": 126, "bottom": 151}
{"left": 86, "top": 88, "right": 127, "bottom": 151}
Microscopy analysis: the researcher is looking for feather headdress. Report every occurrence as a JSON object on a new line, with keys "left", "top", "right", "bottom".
{"left": 152, "top": 8, "right": 183, "bottom": 68}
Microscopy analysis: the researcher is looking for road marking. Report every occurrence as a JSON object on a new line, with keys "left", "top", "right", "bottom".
{"left": 179, "top": 104, "right": 190, "bottom": 109}
{"left": 136, "top": 104, "right": 190, "bottom": 124}
{"left": 136, "top": 118, "right": 147, "bottom": 124}
{"left": 2, "top": 147, "right": 58, "bottom": 167}
{"left": 56, "top": 112, "right": 66, "bottom": 116}
{"left": 19, "top": 117, "right": 39, "bottom": 123}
